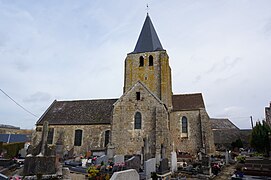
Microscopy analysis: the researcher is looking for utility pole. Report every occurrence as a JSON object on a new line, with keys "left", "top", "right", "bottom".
{"left": 250, "top": 116, "right": 254, "bottom": 129}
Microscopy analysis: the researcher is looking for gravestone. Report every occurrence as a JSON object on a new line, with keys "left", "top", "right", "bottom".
{"left": 144, "top": 158, "right": 156, "bottom": 179}
{"left": 126, "top": 156, "right": 141, "bottom": 172}
{"left": 82, "top": 158, "right": 88, "bottom": 167}
{"left": 201, "top": 155, "right": 211, "bottom": 175}
{"left": 171, "top": 151, "right": 177, "bottom": 172}
{"left": 110, "top": 169, "right": 139, "bottom": 180}
{"left": 68, "top": 147, "right": 74, "bottom": 159}
{"left": 225, "top": 150, "right": 229, "bottom": 165}
{"left": 202, "top": 155, "right": 210, "bottom": 167}
{"left": 19, "top": 148, "right": 27, "bottom": 158}
{"left": 114, "top": 155, "right": 124, "bottom": 164}
{"left": 157, "top": 158, "right": 170, "bottom": 175}
{"left": 55, "top": 131, "right": 64, "bottom": 162}
{"left": 23, "top": 121, "right": 57, "bottom": 176}
{"left": 95, "top": 155, "right": 108, "bottom": 165}
{"left": 107, "top": 144, "right": 115, "bottom": 159}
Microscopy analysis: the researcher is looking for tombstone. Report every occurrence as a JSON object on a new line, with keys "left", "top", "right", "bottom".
{"left": 62, "top": 167, "right": 71, "bottom": 179}
{"left": 95, "top": 155, "right": 108, "bottom": 165}
{"left": 157, "top": 158, "right": 170, "bottom": 175}
{"left": 107, "top": 144, "right": 115, "bottom": 159}
{"left": 144, "top": 158, "right": 156, "bottom": 179}
{"left": 18, "top": 148, "right": 27, "bottom": 158}
{"left": 86, "top": 151, "right": 91, "bottom": 159}
{"left": 126, "top": 156, "right": 141, "bottom": 172}
{"left": 201, "top": 155, "right": 211, "bottom": 175}
{"left": 23, "top": 121, "right": 57, "bottom": 176}
{"left": 110, "top": 169, "right": 139, "bottom": 180}
{"left": 68, "top": 147, "right": 74, "bottom": 159}
{"left": 82, "top": 158, "right": 88, "bottom": 167}
{"left": 225, "top": 150, "right": 229, "bottom": 165}
{"left": 55, "top": 131, "right": 64, "bottom": 161}
{"left": 171, "top": 151, "right": 177, "bottom": 173}
{"left": 143, "top": 136, "right": 152, "bottom": 162}
{"left": 198, "top": 151, "right": 203, "bottom": 161}
{"left": 202, "top": 155, "right": 210, "bottom": 167}
{"left": 114, "top": 155, "right": 125, "bottom": 164}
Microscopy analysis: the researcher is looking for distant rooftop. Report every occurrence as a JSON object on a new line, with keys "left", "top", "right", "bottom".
{"left": 0, "top": 134, "right": 30, "bottom": 143}
{"left": 0, "top": 124, "right": 20, "bottom": 129}
{"left": 131, "top": 14, "right": 164, "bottom": 54}
{"left": 210, "top": 118, "right": 240, "bottom": 130}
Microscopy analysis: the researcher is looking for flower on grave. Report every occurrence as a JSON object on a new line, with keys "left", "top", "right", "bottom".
{"left": 87, "top": 166, "right": 100, "bottom": 178}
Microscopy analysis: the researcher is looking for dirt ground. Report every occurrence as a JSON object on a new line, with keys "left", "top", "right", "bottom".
{"left": 213, "top": 164, "right": 236, "bottom": 180}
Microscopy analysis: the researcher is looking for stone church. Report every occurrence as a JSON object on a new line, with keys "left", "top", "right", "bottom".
{"left": 34, "top": 14, "right": 215, "bottom": 159}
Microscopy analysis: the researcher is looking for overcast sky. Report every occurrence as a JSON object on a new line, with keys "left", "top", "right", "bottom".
{"left": 1, "top": 0, "right": 271, "bottom": 129}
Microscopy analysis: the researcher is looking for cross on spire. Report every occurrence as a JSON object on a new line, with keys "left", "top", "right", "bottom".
{"left": 146, "top": 4, "right": 149, "bottom": 14}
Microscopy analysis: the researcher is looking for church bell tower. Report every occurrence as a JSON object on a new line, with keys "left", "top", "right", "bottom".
{"left": 123, "top": 14, "right": 173, "bottom": 109}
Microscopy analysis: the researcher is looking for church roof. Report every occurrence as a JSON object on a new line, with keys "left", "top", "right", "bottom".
{"left": 172, "top": 93, "right": 205, "bottom": 111}
{"left": 131, "top": 14, "right": 164, "bottom": 54}
{"left": 210, "top": 118, "right": 240, "bottom": 130}
{"left": 36, "top": 99, "right": 118, "bottom": 125}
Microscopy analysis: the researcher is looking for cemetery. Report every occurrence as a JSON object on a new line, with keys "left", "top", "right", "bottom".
{"left": 0, "top": 121, "right": 270, "bottom": 179}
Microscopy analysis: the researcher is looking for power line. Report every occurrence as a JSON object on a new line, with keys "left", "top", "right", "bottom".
{"left": 0, "top": 88, "right": 38, "bottom": 118}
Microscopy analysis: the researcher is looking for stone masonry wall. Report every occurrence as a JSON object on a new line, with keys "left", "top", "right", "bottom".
{"left": 112, "top": 82, "right": 168, "bottom": 157}
{"left": 33, "top": 124, "right": 111, "bottom": 156}
{"left": 199, "top": 108, "right": 215, "bottom": 154}
{"left": 170, "top": 110, "right": 203, "bottom": 154}
{"left": 170, "top": 109, "right": 215, "bottom": 155}
{"left": 124, "top": 50, "right": 172, "bottom": 109}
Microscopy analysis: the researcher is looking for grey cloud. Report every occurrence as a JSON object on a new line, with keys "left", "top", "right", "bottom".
{"left": 264, "top": 18, "right": 271, "bottom": 37}
{"left": 23, "top": 92, "right": 51, "bottom": 103}
{"left": 206, "top": 57, "right": 242, "bottom": 74}
{"left": 13, "top": 61, "right": 29, "bottom": 72}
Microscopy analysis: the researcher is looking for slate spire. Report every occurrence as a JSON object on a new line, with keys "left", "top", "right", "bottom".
{"left": 132, "top": 14, "right": 164, "bottom": 53}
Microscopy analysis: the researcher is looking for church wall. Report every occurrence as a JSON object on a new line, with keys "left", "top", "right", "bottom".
{"left": 112, "top": 84, "right": 167, "bottom": 157}
{"left": 33, "top": 124, "right": 111, "bottom": 156}
{"left": 199, "top": 109, "right": 216, "bottom": 153}
{"left": 170, "top": 110, "right": 203, "bottom": 154}
{"left": 170, "top": 109, "right": 215, "bottom": 154}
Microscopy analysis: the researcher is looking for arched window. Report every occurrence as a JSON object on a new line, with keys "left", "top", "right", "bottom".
{"left": 134, "top": 112, "right": 142, "bottom": 129}
{"left": 47, "top": 128, "right": 54, "bottom": 144}
{"left": 149, "top": 55, "right": 153, "bottom": 66}
{"left": 139, "top": 56, "right": 144, "bottom": 67}
{"left": 104, "top": 130, "right": 110, "bottom": 147}
{"left": 74, "top": 129, "right": 83, "bottom": 146}
{"left": 181, "top": 116, "right": 188, "bottom": 133}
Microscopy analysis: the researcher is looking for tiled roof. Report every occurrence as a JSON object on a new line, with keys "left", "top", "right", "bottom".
{"left": 212, "top": 129, "right": 240, "bottom": 144}
{"left": 0, "top": 134, "right": 30, "bottom": 143}
{"left": 36, "top": 99, "right": 118, "bottom": 125}
{"left": 131, "top": 14, "right": 164, "bottom": 54}
{"left": 172, "top": 93, "right": 205, "bottom": 111}
{"left": 210, "top": 118, "right": 239, "bottom": 130}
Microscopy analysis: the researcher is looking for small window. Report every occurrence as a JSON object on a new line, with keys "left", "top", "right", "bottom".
{"left": 74, "top": 129, "right": 83, "bottom": 146}
{"left": 136, "top": 92, "right": 140, "bottom": 100}
{"left": 181, "top": 116, "right": 188, "bottom": 133}
{"left": 139, "top": 56, "right": 144, "bottom": 67}
{"left": 104, "top": 130, "right": 110, "bottom": 147}
{"left": 47, "top": 128, "right": 54, "bottom": 144}
{"left": 149, "top": 55, "right": 153, "bottom": 66}
{"left": 134, "top": 112, "right": 142, "bottom": 129}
